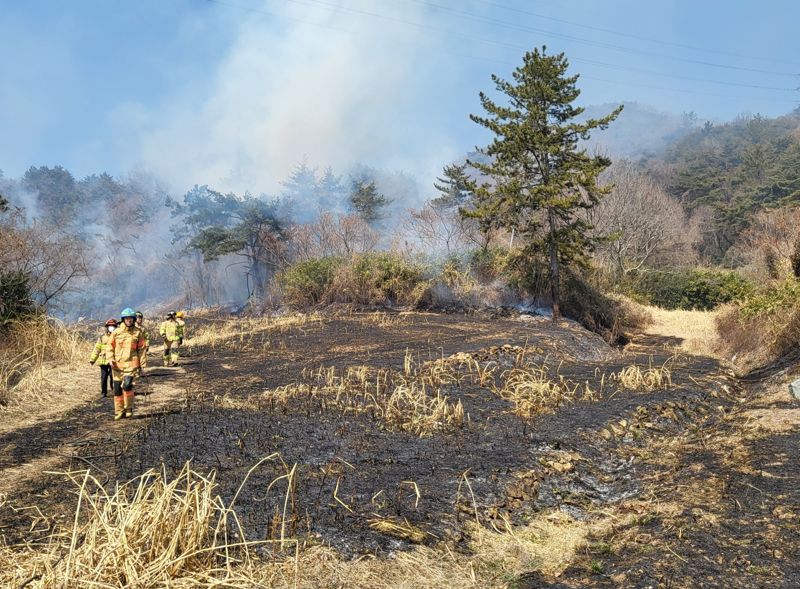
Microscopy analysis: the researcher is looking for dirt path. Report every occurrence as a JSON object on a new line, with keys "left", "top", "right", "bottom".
{"left": 0, "top": 353, "right": 189, "bottom": 497}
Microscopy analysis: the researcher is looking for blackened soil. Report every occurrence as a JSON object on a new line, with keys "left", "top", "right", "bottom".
{"left": 2, "top": 311, "right": 799, "bottom": 588}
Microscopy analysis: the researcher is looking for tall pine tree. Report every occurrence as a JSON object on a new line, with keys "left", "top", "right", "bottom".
{"left": 467, "top": 47, "right": 621, "bottom": 319}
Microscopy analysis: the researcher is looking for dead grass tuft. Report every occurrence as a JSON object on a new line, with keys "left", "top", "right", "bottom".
{"left": 0, "top": 459, "right": 298, "bottom": 588}
{"left": 492, "top": 366, "right": 580, "bottom": 418}
{"left": 264, "top": 358, "right": 466, "bottom": 436}
{"left": 611, "top": 362, "right": 672, "bottom": 391}
{"left": 0, "top": 317, "right": 89, "bottom": 408}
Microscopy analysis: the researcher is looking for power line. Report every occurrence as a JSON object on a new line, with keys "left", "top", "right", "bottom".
{"left": 264, "top": 0, "right": 799, "bottom": 90}
{"left": 400, "top": 0, "right": 799, "bottom": 77}
{"left": 203, "top": 0, "right": 800, "bottom": 100}
{"left": 580, "top": 74, "right": 800, "bottom": 103}
{"left": 469, "top": 0, "right": 800, "bottom": 68}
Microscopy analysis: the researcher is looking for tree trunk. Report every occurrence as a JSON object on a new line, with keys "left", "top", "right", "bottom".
{"left": 193, "top": 250, "right": 209, "bottom": 306}
{"left": 547, "top": 208, "right": 561, "bottom": 320}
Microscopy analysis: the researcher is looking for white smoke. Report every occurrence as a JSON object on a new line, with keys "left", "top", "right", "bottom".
{"left": 138, "top": 0, "right": 460, "bottom": 200}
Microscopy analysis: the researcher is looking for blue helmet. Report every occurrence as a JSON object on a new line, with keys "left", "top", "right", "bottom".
{"left": 120, "top": 307, "right": 136, "bottom": 318}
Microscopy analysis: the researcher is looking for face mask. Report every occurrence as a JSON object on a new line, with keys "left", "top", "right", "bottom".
{"left": 107, "top": 326, "right": 115, "bottom": 333}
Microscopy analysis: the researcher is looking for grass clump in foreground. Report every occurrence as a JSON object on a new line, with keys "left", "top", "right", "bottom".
{"left": 1, "top": 460, "right": 607, "bottom": 588}
{"left": 0, "top": 460, "right": 298, "bottom": 588}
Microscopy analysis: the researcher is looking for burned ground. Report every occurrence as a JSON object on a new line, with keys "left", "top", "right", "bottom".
{"left": 1, "top": 311, "right": 798, "bottom": 587}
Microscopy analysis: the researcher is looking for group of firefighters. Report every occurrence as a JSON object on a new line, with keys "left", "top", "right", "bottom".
{"left": 88, "top": 309, "right": 186, "bottom": 420}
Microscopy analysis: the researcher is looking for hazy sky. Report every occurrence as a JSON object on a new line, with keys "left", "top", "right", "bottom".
{"left": 2, "top": 0, "right": 799, "bottom": 195}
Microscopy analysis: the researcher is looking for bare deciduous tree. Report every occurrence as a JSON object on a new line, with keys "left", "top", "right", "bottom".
{"left": 290, "top": 212, "right": 379, "bottom": 261}
{"left": 404, "top": 204, "right": 469, "bottom": 256}
{"left": 0, "top": 209, "right": 89, "bottom": 309}
{"left": 589, "top": 160, "right": 698, "bottom": 278}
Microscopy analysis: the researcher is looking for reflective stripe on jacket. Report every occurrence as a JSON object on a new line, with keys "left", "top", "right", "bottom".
{"left": 160, "top": 319, "right": 181, "bottom": 342}
{"left": 89, "top": 333, "right": 113, "bottom": 365}
{"left": 108, "top": 325, "right": 147, "bottom": 372}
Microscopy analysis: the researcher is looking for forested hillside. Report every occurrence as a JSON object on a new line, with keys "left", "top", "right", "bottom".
{"left": 644, "top": 108, "right": 800, "bottom": 262}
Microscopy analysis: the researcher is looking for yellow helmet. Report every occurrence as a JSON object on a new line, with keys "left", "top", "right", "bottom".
{"left": 176, "top": 311, "right": 185, "bottom": 318}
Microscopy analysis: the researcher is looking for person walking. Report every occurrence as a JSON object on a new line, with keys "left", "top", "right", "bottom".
{"left": 159, "top": 311, "right": 181, "bottom": 366}
{"left": 135, "top": 311, "right": 150, "bottom": 355}
{"left": 108, "top": 308, "right": 147, "bottom": 420}
{"left": 89, "top": 318, "right": 117, "bottom": 398}
{"left": 175, "top": 310, "right": 186, "bottom": 346}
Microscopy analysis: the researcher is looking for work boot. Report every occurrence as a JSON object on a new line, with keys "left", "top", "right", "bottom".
{"left": 113, "top": 396, "right": 125, "bottom": 420}
{"left": 123, "top": 393, "right": 134, "bottom": 418}
{"left": 171, "top": 352, "right": 179, "bottom": 366}
{"left": 163, "top": 354, "right": 170, "bottom": 367}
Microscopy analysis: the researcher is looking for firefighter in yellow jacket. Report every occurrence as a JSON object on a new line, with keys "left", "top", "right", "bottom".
{"left": 107, "top": 308, "right": 147, "bottom": 420}
{"left": 175, "top": 310, "right": 186, "bottom": 346}
{"left": 135, "top": 311, "right": 150, "bottom": 354}
{"left": 160, "top": 311, "right": 181, "bottom": 366}
{"left": 89, "top": 318, "right": 118, "bottom": 397}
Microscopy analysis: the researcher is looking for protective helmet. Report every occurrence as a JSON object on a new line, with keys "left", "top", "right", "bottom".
{"left": 176, "top": 311, "right": 185, "bottom": 318}
{"left": 135, "top": 311, "right": 144, "bottom": 319}
{"left": 121, "top": 308, "right": 136, "bottom": 318}
{"left": 105, "top": 318, "right": 118, "bottom": 327}
{"left": 166, "top": 311, "right": 176, "bottom": 319}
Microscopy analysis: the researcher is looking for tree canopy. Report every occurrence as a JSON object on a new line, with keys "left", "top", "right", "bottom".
{"left": 467, "top": 46, "right": 621, "bottom": 318}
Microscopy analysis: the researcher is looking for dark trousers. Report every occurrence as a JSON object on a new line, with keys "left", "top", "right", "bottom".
{"left": 100, "top": 364, "right": 113, "bottom": 396}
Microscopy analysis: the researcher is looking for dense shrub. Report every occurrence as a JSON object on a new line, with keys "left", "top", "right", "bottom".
{"left": 623, "top": 268, "right": 754, "bottom": 310}
{"left": 277, "top": 257, "right": 342, "bottom": 306}
{"left": 278, "top": 253, "right": 425, "bottom": 308}
{"left": 351, "top": 253, "right": 424, "bottom": 303}
{"left": 716, "top": 279, "right": 800, "bottom": 371}
{"left": 470, "top": 247, "right": 514, "bottom": 282}
{"left": 736, "top": 279, "right": 800, "bottom": 319}
{"left": 0, "top": 271, "right": 35, "bottom": 329}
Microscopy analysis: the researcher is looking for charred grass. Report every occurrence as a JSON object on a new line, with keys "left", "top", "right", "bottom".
{"left": 2, "top": 311, "right": 797, "bottom": 587}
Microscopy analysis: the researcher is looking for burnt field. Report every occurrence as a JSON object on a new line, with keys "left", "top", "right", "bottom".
{"left": 2, "top": 310, "right": 799, "bottom": 587}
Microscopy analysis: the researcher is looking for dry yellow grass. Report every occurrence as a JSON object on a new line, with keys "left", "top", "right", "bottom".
{"left": 492, "top": 366, "right": 580, "bottom": 418}
{"left": 642, "top": 307, "right": 720, "bottom": 357}
{"left": 263, "top": 358, "right": 466, "bottom": 437}
{"left": 0, "top": 460, "right": 607, "bottom": 589}
{"left": 187, "top": 313, "right": 324, "bottom": 351}
{"left": 611, "top": 362, "right": 672, "bottom": 391}
{"left": 0, "top": 317, "right": 90, "bottom": 409}
{"left": 0, "top": 459, "right": 298, "bottom": 589}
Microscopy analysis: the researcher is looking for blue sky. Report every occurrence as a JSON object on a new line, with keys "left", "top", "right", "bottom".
{"left": 2, "top": 0, "right": 799, "bottom": 194}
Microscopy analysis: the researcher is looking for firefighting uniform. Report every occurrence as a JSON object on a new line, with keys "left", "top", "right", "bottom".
{"left": 89, "top": 332, "right": 113, "bottom": 397}
{"left": 107, "top": 324, "right": 147, "bottom": 418}
{"left": 175, "top": 317, "right": 185, "bottom": 346}
{"left": 159, "top": 318, "right": 181, "bottom": 365}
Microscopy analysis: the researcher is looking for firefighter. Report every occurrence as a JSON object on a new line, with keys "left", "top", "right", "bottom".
{"left": 175, "top": 310, "right": 186, "bottom": 346}
{"left": 159, "top": 311, "right": 181, "bottom": 366}
{"left": 135, "top": 311, "right": 150, "bottom": 355}
{"left": 108, "top": 307, "right": 147, "bottom": 420}
{"left": 89, "top": 318, "right": 117, "bottom": 398}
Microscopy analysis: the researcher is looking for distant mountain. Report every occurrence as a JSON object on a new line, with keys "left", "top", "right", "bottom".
{"left": 581, "top": 101, "right": 699, "bottom": 158}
